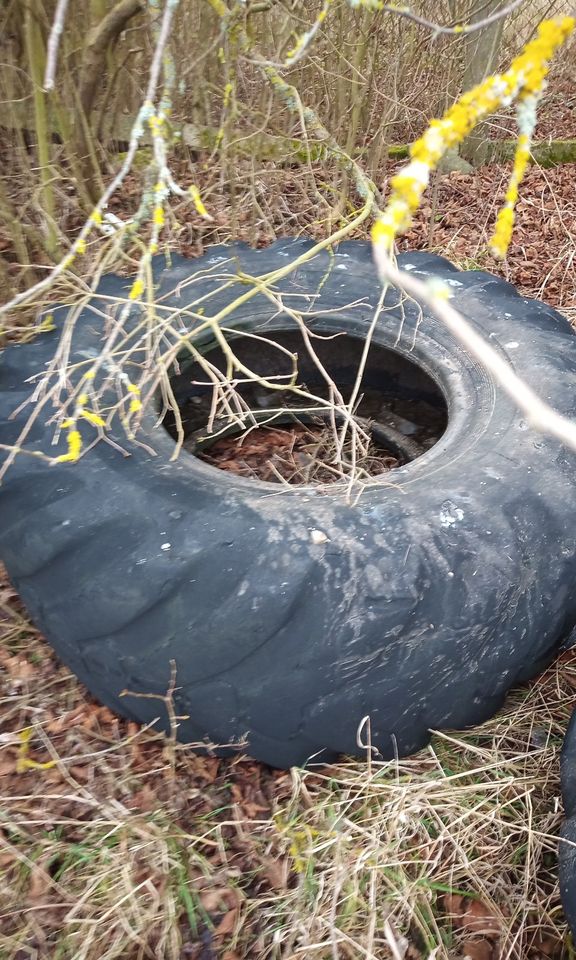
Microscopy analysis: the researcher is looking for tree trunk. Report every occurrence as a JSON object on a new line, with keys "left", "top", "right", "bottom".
{"left": 24, "top": 1, "right": 59, "bottom": 258}
{"left": 77, "top": 0, "right": 144, "bottom": 199}
{"left": 79, "top": 0, "right": 143, "bottom": 120}
{"left": 460, "top": 0, "right": 506, "bottom": 166}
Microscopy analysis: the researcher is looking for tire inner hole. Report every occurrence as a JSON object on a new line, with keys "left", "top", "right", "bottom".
{"left": 162, "top": 329, "right": 449, "bottom": 485}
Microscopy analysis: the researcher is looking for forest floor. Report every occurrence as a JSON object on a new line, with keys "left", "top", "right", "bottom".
{"left": 2, "top": 569, "right": 576, "bottom": 960}
{"left": 2, "top": 74, "right": 576, "bottom": 960}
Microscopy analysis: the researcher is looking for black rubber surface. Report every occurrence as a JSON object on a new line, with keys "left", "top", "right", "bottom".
{"left": 2, "top": 238, "right": 576, "bottom": 777}
{"left": 560, "top": 709, "right": 576, "bottom": 934}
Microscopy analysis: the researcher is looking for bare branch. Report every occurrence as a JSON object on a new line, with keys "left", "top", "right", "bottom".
{"left": 247, "top": 0, "right": 282, "bottom": 12}
{"left": 380, "top": 0, "right": 526, "bottom": 37}
{"left": 373, "top": 250, "right": 576, "bottom": 454}
{"left": 261, "top": 0, "right": 527, "bottom": 72}
{"left": 43, "top": 0, "right": 71, "bottom": 91}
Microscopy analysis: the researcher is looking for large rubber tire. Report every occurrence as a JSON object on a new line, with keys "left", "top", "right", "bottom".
{"left": 2, "top": 238, "right": 576, "bottom": 769}
{"left": 560, "top": 708, "right": 576, "bottom": 934}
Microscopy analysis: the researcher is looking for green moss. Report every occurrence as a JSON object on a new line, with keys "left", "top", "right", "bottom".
{"left": 488, "top": 138, "right": 576, "bottom": 167}
{"left": 387, "top": 144, "right": 410, "bottom": 160}
{"left": 386, "top": 139, "right": 576, "bottom": 169}
{"left": 116, "top": 147, "right": 154, "bottom": 170}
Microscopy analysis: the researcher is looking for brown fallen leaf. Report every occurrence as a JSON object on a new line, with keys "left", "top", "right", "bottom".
{"left": 68, "top": 764, "right": 91, "bottom": 783}
{"left": 443, "top": 894, "right": 501, "bottom": 937}
{"left": 530, "top": 933, "right": 562, "bottom": 957}
{"left": 45, "top": 706, "right": 87, "bottom": 734}
{"left": 215, "top": 907, "right": 238, "bottom": 937}
{"left": 190, "top": 756, "right": 220, "bottom": 783}
{"left": 127, "top": 784, "right": 157, "bottom": 811}
{"left": 0, "top": 754, "right": 17, "bottom": 776}
{"left": 27, "top": 864, "right": 49, "bottom": 901}
{"left": 463, "top": 940, "right": 494, "bottom": 960}
{"left": 200, "top": 888, "right": 231, "bottom": 913}
{"left": 94, "top": 706, "right": 118, "bottom": 726}
{"left": 241, "top": 801, "right": 270, "bottom": 818}
{"left": 261, "top": 857, "right": 289, "bottom": 890}
{"left": 2, "top": 655, "right": 36, "bottom": 680}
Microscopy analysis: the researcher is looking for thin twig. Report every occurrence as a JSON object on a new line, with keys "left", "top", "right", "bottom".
{"left": 260, "top": 0, "right": 527, "bottom": 71}
{"left": 43, "top": 0, "right": 71, "bottom": 91}
{"left": 381, "top": 0, "right": 526, "bottom": 38}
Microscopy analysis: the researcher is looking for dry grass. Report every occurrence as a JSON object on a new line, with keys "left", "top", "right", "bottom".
{"left": 1, "top": 570, "right": 576, "bottom": 960}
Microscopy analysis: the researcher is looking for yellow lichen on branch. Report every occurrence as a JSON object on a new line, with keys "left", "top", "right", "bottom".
{"left": 372, "top": 16, "right": 575, "bottom": 261}
{"left": 189, "top": 184, "right": 211, "bottom": 219}
{"left": 129, "top": 277, "right": 145, "bottom": 300}
{"left": 16, "top": 728, "right": 57, "bottom": 773}
{"left": 54, "top": 392, "right": 105, "bottom": 464}
{"left": 127, "top": 382, "right": 142, "bottom": 414}
{"left": 55, "top": 426, "right": 82, "bottom": 463}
